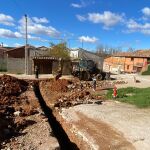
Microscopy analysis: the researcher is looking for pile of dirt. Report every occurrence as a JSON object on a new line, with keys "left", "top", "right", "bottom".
{"left": 0, "top": 74, "right": 28, "bottom": 97}
{"left": 40, "top": 79, "right": 111, "bottom": 109}
{"left": 54, "top": 90, "right": 104, "bottom": 108}
{"left": 49, "top": 79, "right": 72, "bottom": 92}
{"left": 0, "top": 75, "right": 38, "bottom": 148}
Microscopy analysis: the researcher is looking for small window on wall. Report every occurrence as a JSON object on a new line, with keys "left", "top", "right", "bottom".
{"left": 131, "top": 58, "right": 134, "bottom": 61}
{"left": 127, "top": 65, "right": 129, "bottom": 70}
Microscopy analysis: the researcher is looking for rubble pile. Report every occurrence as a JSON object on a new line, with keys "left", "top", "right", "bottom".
{"left": 44, "top": 79, "right": 106, "bottom": 108}
{"left": 97, "top": 81, "right": 114, "bottom": 89}
{"left": 0, "top": 75, "right": 37, "bottom": 147}
{"left": 113, "top": 80, "right": 128, "bottom": 84}
{"left": 54, "top": 90, "right": 104, "bottom": 108}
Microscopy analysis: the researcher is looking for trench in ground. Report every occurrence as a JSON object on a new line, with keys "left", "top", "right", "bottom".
{"left": 33, "top": 84, "right": 79, "bottom": 150}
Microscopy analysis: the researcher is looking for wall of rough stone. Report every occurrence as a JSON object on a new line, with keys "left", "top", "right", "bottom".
{"left": 0, "top": 57, "right": 7, "bottom": 71}
{"left": 7, "top": 58, "right": 25, "bottom": 74}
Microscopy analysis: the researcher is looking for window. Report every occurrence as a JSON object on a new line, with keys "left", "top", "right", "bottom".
{"left": 127, "top": 65, "right": 129, "bottom": 70}
{"left": 131, "top": 58, "right": 134, "bottom": 61}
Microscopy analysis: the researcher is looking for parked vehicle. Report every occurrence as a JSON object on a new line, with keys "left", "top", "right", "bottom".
{"left": 72, "top": 59, "right": 110, "bottom": 80}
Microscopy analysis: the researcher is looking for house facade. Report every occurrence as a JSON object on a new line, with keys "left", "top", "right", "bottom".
{"left": 6, "top": 46, "right": 72, "bottom": 75}
{"left": 103, "top": 51, "right": 150, "bottom": 74}
{"left": 0, "top": 46, "right": 14, "bottom": 71}
{"left": 5, "top": 46, "right": 104, "bottom": 75}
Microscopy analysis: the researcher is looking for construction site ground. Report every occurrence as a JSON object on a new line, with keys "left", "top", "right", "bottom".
{"left": 1, "top": 73, "right": 150, "bottom": 150}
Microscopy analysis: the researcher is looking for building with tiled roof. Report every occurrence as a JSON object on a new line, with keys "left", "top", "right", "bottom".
{"left": 103, "top": 50, "right": 150, "bottom": 74}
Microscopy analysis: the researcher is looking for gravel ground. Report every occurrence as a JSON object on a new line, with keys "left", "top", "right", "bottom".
{"left": 3, "top": 114, "right": 59, "bottom": 150}
{"left": 1, "top": 79, "right": 59, "bottom": 150}
{"left": 112, "top": 74, "right": 150, "bottom": 88}
{"left": 60, "top": 101, "right": 150, "bottom": 150}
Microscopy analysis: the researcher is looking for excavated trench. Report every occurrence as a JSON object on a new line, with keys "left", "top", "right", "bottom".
{"left": 33, "top": 84, "right": 79, "bottom": 150}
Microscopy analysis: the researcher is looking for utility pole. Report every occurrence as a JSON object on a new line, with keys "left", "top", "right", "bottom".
{"left": 25, "top": 14, "right": 28, "bottom": 74}
{"left": 82, "top": 39, "right": 84, "bottom": 49}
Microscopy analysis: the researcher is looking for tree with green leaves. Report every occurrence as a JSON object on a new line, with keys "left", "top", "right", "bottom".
{"left": 47, "top": 42, "right": 70, "bottom": 59}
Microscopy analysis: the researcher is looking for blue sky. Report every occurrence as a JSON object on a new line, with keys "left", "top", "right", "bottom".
{"left": 0, "top": 0, "right": 150, "bottom": 51}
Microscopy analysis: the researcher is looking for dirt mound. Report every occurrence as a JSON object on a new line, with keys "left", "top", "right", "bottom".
{"left": 49, "top": 79, "right": 72, "bottom": 92}
{"left": 0, "top": 74, "right": 28, "bottom": 97}
{"left": 0, "top": 75, "right": 38, "bottom": 148}
{"left": 54, "top": 90, "right": 104, "bottom": 108}
{"left": 40, "top": 79, "right": 107, "bottom": 109}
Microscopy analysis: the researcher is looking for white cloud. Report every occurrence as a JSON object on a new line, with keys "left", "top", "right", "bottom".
{"left": 28, "top": 35, "right": 49, "bottom": 42}
{"left": 76, "top": 15, "right": 86, "bottom": 22}
{"left": 0, "top": 13, "right": 14, "bottom": 26}
{"left": 142, "top": 7, "right": 150, "bottom": 17}
{"left": 79, "top": 36, "right": 98, "bottom": 43}
{"left": 14, "top": 43, "right": 23, "bottom": 47}
{"left": 32, "top": 17, "right": 49, "bottom": 23}
{"left": 0, "top": 28, "right": 22, "bottom": 38}
{"left": 126, "top": 19, "right": 141, "bottom": 30}
{"left": 3, "top": 44, "right": 8, "bottom": 47}
{"left": 71, "top": 0, "right": 87, "bottom": 8}
{"left": 0, "top": 28, "right": 48, "bottom": 42}
{"left": 126, "top": 19, "right": 150, "bottom": 35}
{"left": 71, "top": 0, "right": 94, "bottom": 8}
{"left": 18, "top": 16, "right": 60, "bottom": 37}
{"left": 71, "top": 3, "right": 83, "bottom": 8}
{"left": 88, "top": 11, "right": 124, "bottom": 28}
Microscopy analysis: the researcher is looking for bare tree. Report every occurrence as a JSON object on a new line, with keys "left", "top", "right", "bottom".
{"left": 96, "top": 44, "right": 122, "bottom": 57}
{"left": 127, "top": 47, "right": 135, "bottom": 52}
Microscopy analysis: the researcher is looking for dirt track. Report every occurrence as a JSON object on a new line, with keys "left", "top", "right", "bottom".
{"left": 60, "top": 101, "right": 150, "bottom": 150}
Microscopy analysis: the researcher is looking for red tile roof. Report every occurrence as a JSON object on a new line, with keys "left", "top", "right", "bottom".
{"left": 113, "top": 50, "right": 150, "bottom": 58}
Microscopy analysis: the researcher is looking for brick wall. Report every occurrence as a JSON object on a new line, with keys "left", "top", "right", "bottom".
{"left": 104, "top": 56, "right": 148, "bottom": 73}
{"left": 124, "top": 57, "right": 147, "bottom": 73}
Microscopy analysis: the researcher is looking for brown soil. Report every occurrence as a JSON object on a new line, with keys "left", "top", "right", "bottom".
{"left": 0, "top": 75, "right": 127, "bottom": 149}
{"left": 40, "top": 79, "right": 107, "bottom": 109}
{"left": 0, "top": 75, "right": 39, "bottom": 149}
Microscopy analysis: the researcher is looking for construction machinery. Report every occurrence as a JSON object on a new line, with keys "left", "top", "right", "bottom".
{"left": 72, "top": 59, "right": 110, "bottom": 81}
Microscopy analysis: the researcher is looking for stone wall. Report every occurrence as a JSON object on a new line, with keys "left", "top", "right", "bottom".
{"left": 7, "top": 58, "right": 25, "bottom": 74}
{"left": 0, "top": 57, "right": 7, "bottom": 71}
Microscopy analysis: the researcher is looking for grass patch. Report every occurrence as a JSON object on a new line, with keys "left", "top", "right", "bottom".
{"left": 142, "top": 65, "right": 150, "bottom": 75}
{"left": 106, "top": 87, "right": 150, "bottom": 108}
